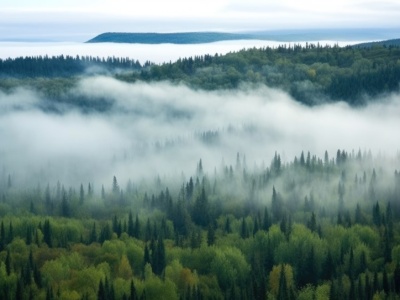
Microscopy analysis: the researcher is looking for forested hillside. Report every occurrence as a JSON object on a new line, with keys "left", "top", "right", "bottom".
{"left": 1, "top": 150, "right": 400, "bottom": 299}
{"left": 132, "top": 44, "right": 400, "bottom": 105}
{"left": 1, "top": 44, "right": 400, "bottom": 106}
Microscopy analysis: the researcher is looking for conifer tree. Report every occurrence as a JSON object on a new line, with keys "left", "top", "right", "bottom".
{"left": 134, "top": 214, "right": 140, "bottom": 238}
{"left": 207, "top": 224, "right": 215, "bottom": 246}
{"left": 130, "top": 280, "right": 137, "bottom": 300}
{"left": 79, "top": 183, "right": 84, "bottom": 204}
{"left": 43, "top": 219, "right": 52, "bottom": 247}
{"left": 128, "top": 211, "right": 134, "bottom": 237}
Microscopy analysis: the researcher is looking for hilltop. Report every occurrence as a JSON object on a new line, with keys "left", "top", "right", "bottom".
{"left": 86, "top": 32, "right": 254, "bottom": 44}
{"left": 86, "top": 29, "right": 400, "bottom": 44}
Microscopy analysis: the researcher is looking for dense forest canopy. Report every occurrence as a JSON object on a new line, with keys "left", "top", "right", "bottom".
{"left": 1, "top": 43, "right": 400, "bottom": 106}
{"left": 1, "top": 149, "right": 400, "bottom": 299}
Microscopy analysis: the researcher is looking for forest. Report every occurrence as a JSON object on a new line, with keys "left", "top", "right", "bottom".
{"left": 1, "top": 43, "right": 400, "bottom": 106}
{"left": 1, "top": 41, "right": 400, "bottom": 300}
{"left": 1, "top": 149, "right": 400, "bottom": 300}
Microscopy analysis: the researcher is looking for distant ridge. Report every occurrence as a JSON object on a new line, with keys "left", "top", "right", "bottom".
{"left": 86, "top": 29, "right": 400, "bottom": 44}
{"left": 352, "top": 38, "right": 400, "bottom": 48}
{"left": 86, "top": 32, "right": 254, "bottom": 44}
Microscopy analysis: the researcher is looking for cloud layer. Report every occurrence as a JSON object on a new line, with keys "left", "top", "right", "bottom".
{"left": 1, "top": 77, "right": 399, "bottom": 190}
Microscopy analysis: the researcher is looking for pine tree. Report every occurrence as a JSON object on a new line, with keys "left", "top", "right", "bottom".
{"left": 5, "top": 249, "right": 11, "bottom": 275}
{"left": 60, "top": 188, "right": 70, "bottom": 217}
{"left": 382, "top": 268, "right": 389, "bottom": 294}
{"left": 33, "top": 265, "right": 42, "bottom": 288}
{"left": 7, "top": 221, "right": 14, "bottom": 244}
{"left": 101, "top": 185, "right": 105, "bottom": 199}
{"left": 134, "top": 214, "right": 140, "bottom": 238}
{"left": 43, "top": 219, "right": 52, "bottom": 247}
{"left": 321, "top": 251, "right": 334, "bottom": 280}
{"left": 394, "top": 262, "right": 400, "bottom": 294}
{"left": 224, "top": 217, "right": 232, "bottom": 234}
{"left": 241, "top": 217, "right": 249, "bottom": 239}
{"left": 79, "top": 183, "right": 85, "bottom": 204}
{"left": 0, "top": 221, "right": 5, "bottom": 251}
{"left": 372, "top": 202, "right": 381, "bottom": 226}
{"left": 355, "top": 203, "right": 363, "bottom": 224}
{"left": 128, "top": 211, "right": 134, "bottom": 237}
{"left": 253, "top": 217, "right": 260, "bottom": 236}
{"left": 307, "top": 212, "right": 317, "bottom": 232}
{"left": 46, "top": 287, "right": 54, "bottom": 300}
{"left": 153, "top": 236, "right": 166, "bottom": 276}
{"left": 89, "top": 222, "right": 97, "bottom": 244}
{"left": 112, "top": 176, "right": 120, "bottom": 194}
{"left": 88, "top": 182, "right": 93, "bottom": 198}
{"left": 143, "top": 244, "right": 150, "bottom": 272}
{"left": 271, "top": 186, "right": 282, "bottom": 222}
{"left": 130, "top": 280, "right": 137, "bottom": 300}
{"left": 98, "top": 280, "right": 106, "bottom": 300}
{"left": 263, "top": 206, "right": 271, "bottom": 231}
{"left": 192, "top": 187, "right": 209, "bottom": 227}
{"left": 277, "top": 264, "right": 288, "bottom": 300}
{"left": 207, "top": 224, "right": 215, "bottom": 246}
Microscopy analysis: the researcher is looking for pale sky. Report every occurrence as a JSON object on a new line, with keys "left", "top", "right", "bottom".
{"left": 1, "top": 0, "right": 399, "bottom": 41}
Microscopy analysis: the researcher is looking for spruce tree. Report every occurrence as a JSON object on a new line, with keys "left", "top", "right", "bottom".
{"left": 43, "top": 219, "right": 52, "bottom": 247}
{"left": 128, "top": 211, "right": 134, "bottom": 237}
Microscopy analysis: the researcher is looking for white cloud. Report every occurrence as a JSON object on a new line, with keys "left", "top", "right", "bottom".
{"left": 2, "top": 78, "right": 400, "bottom": 188}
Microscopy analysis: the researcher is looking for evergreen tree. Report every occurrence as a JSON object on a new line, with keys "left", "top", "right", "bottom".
{"left": 112, "top": 176, "right": 120, "bottom": 194}
{"left": 130, "top": 280, "right": 137, "bottom": 300}
{"left": 5, "top": 249, "right": 11, "bottom": 275}
{"left": 224, "top": 217, "right": 232, "bottom": 234}
{"left": 373, "top": 202, "right": 381, "bottom": 226}
{"left": 307, "top": 212, "right": 317, "bottom": 232}
{"left": 394, "top": 263, "right": 400, "bottom": 294}
{"left": 88, "top": 182, "right": 93, "bottom": 198}
{"left": 128, "top": 211, "right": 134, "bottom": 237}
{"left": 240, "top": 217, "right": 249, "bottom": 239}
{"left": 46, "top": 287, "right": 54, "bottom": 300}
{"left": 277, "top": 265, "right": 288, "bottom": 300}
{"left": 0, "top": 221, "right": 5, "bottom": 251}
{"left": 43, "top": 219, "right": 52, "bottom": 247}
{"left": 382, "top": 268, "right": 389, "bottom": 294}
{"left": 101, "top": 185, "right": 105, "bottom": 200}
{"left": 98, "top": 280, "right": 106, "bottom": 300}
{"left": 7, "top": 221, "right": 14, "bottom": 244}
{"left": 99, "top": 223, "right": 112, "bottom": 243}
{"left": 271, "top": 186, "right": 283, "bottom": 222}
{"left": 89, "top": 222, "right": 97, "bottom": 244}
{"left": 192, "top": 187, "right": 209, "bottom": 227}
{"left": 143, "top": 244, "right": 151, "bottom": 272}
{"left": 263, "top": 206, "right": 271, "bottom": 231}
{"left": 151, "top": 236, "right": 166, "bottom": 276}
{"left": 321, "top": 251, "right": 334, "bottom": 280}
{"left": 207, "top": 224, "right": 215, "bottom": 246}
{"left": 79, "top": 183, "right": 85, "bottom": 204}
{"left": 60, "top": 188, "right": 70, "bottom": 217}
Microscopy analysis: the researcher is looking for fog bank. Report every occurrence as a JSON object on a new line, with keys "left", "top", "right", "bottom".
{"left": 1, "top": 77, "right": 399, "bottom": 189}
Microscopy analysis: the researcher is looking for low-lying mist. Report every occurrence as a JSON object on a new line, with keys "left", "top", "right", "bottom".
{"left": 1, "top": 76, "right": 400, "bottom": 190}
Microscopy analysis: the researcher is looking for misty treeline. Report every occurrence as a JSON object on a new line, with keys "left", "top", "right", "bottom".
{"left": 1, "top": 44, "right": 400, "bottom": 106}
{"left": 1, "top": 149, "right": 400, "bottom": 299}
{"left": 133, "top": 44, "right": 400, "bottom": 105}
{"left": 0, "top": 54, "right": 146, "bottom": 78}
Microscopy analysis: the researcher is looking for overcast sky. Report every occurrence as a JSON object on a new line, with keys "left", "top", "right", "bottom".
{"left": 1, "top": 0, "right": 399, "bottom": 41}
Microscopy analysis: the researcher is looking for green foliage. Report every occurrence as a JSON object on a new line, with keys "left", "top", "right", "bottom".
{"left": 0, "top": 151, "right": 400, "bottom": 299}
{"left": 133, "top": 44, "right": 400, "bottom": 105}
{"left": 2, "top": 45, "right": 400, "bottom": 109}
